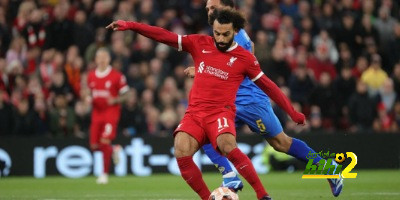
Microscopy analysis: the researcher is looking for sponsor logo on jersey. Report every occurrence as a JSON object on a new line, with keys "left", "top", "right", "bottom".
{"left": 198, "top": 62, "right": 205, "bottom": 73}
{"left": 198, "top": 61, "right": 229, "bottom": 80}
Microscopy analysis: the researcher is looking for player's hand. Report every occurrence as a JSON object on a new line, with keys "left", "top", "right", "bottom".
{"left": 184, "top": 66, "right": 195, "bottom": 78}
{"left": 107, "top": 97, "right": 118, "bottom": 105}
{"left": 291, "top": 112, "right": 306, "bottom": 125}
{"left": 106, "top": 20, "right": 131, "bottom": 31}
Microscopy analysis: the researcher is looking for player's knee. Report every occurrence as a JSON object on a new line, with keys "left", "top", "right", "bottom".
{"left": 268, "top": 134, "right": 292, "bottom": 153}
{"left": 90, "top": 144, "right": 99, "bottom": 151}
{"left": 100, "top": 138, "right": 111, "bottom": 145}
{"left": 174, "top": 132, "right": 197, "bottom": 158}
{"left": 216, "top": 133, "right": 237, "bottom": 156}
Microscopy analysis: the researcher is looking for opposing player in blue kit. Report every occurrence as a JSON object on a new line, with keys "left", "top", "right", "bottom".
{"left": 184, "top": 0, "right": 343, "bottom": 197}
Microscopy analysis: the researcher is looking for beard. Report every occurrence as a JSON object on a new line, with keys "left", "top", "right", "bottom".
{"left": 214, "top": 37, "right": 234, "bottom": 52}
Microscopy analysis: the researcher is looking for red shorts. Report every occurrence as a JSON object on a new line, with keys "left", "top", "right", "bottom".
{"left": 90, "top": 120, "right": 118, "bottom": 145}
{"left": 174, "top": 109, "right": 236, "bottom": 150}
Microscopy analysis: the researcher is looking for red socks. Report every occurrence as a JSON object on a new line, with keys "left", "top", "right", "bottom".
{"left": 227, "top": 148, "right": 269, "bottom": 199}
{"left": 177, "top": 156, "right": 211, "bottom": 200}
{"left": 99, "top": 144, "right": 113, "bottom": 174}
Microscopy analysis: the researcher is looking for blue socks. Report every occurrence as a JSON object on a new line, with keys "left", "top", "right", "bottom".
{"left": 288, "top": 138, "right": 322, "bottom": 164}
{"left": 202, "top": 143, "right": 233, "bottom": 175}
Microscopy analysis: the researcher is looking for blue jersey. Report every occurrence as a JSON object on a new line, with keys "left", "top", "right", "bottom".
{"left": 234, "top": 29, "right": 270, "bottom": 105}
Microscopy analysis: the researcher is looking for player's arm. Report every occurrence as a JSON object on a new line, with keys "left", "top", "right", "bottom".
{"left": 108, "top": 89, "right": 130, "bottom": 105}
{"left": 251, "top": 41, "right": 255, "bottom": 54}
{"left": 184, "top": 66, "right": 195, "bottom": 78}
{"left": 253, "top": 74, "right": 305, "bottom": 124}
{"left": 246, "top": 57, "right": 305, "bottom": 125}
{"left": 106, "top": 20, "right": 186, "bottom": 51}
{"left": 108, "top": 75, "right": 130, "bottom": 105}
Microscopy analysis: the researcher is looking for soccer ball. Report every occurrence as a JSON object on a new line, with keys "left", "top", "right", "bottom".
{"left": 208, "top": 187, "right": 239, "bottom": 200}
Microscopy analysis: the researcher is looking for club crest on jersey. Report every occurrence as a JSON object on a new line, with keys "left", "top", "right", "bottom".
{"left": 105, "top": 81, "right": 111, "bottom": 88}
{"left": 227, "top": 57, "right": 237, "bottom": 67}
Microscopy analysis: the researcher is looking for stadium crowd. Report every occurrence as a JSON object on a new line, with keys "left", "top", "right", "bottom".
{"left": 0, "top": 0, "right": 400, "bottom": 138}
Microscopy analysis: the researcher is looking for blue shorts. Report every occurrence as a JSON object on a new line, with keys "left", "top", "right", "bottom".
{"left": 235, "top": 103, "right": 283, "bottom": 139}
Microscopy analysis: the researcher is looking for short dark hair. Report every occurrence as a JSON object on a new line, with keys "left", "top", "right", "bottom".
{"left": 220, "top": 0, "right": 234, "bottom": 8}
{"left": 209, "top": 8, "right": 245, "bottom": 31}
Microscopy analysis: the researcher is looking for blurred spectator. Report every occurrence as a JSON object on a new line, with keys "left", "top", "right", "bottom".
{"left": 49, "top": 94, "right": 75, "bottom": 137}
{"left": 312, "top": 29, "right": 339, "bottom": 64}
{"left": 335, "top": 43, "right": 354, "bottom": 72}
{"left": 377, "top": 78, "right": 397, "bottom": 113}
{"left": 74, "top": 100, "right": 90, "bottom": 139}
{"left": 64, "top": 46, "right": 83, "bottom": 97}
{"left": 119, "top": 88, "right": 146, "bottom": 136}
{"left": 336, "top": 12, "right": 361, "bottom": 57}
{"left": 21, "top": 9, "right": 46, "bottom": 49}
{"left": 348, "top": 80, "right": 376, "bottom": 132}
{"left": 374, "top": 6, "right": 397, "bottom": 71}
{"left": 373, "top": 103, "right": 395, "bottom": 132}
{"left": 357, "top": 14, "right": 380, "bottom": 51}
{"left": 12, "top": 1, "right": 36, "bottom": 36}
{"left": 308, "top": 30, "right": 337, "bottom": 81}
{"left": 6, "top": 36, "right": 27, "bottom": 66}
{"left": 334, "top": 67, "right": 356, "bottom": 113}
{"left": 309, "top": 72, "right": 337, "bottom": 129}
{"left": 159, "top": 107, "right": 178, "bottom": 137}
{"left": 12, "top": 98, "right": 38, "bottom": 136}
{"left": 0, "top": 59, "right": 7, "bottom": 91}
{"left": 263, "top": 40, "right": 291, "bottom": 86}
{"left": 0, "top": 7, "right": 11, "bottom": 56}
{"left": 85, "top": 28, "right": 108, "bottom": 64}
{"left": 361, "top": 54, "right": 388, "bottom": 95}
{"left": 309, "top": 105, "right": 323, "bottom": 131}
{"left": 288, "top": 66, "right": 315, "bottom": 105}
{"left": 0, "top": 90, "right": 13, "bottom": 135}
{"left": 352, "top": 55, "right": 369, "bottom": 79}
{"left": 72, "top": 10, "right": 94, "bottom": 56}
{"left": 390, "top": 23, "right": 400, "bottom": 64}
{"left": 33, "top": 93, "right": 48, "bottom": 136}
{"left": 393, "top": 101, "right": 400, "bottom": 131}
{"left": 45, "top": 2, "right": 73, "bottom": 51}
{"left": 145, "top": 105, "right": 161, "bottom": 136}
{"left": 392, "top": 63, "right": 400, "bottom": 95}
{"left": 88, "top": 0, "right": 113, "bottom": 30}
{"left": 293, "top": 0, "right": 310, "bottom": 28}
{"left": 279, "top": 0, "right": 298, "bottom": 19}
{"left": 317, "top": 2, "right": 339, "bottom": 35}
{"left": 49, "top": 71, "right": 73, "bottom": 103}
{"left": 254, "top": 30, "right": 271, "bottom": 66}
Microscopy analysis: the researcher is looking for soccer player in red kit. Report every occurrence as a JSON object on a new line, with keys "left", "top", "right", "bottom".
{"left": 87, "top": 48, "right": 129, "bottom": 184}
{"left": 107, "top": 9, "right": 305, "bottom": 199}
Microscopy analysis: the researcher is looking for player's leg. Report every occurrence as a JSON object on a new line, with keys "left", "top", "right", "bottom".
{"left": 246, "top": 104, "right": 342, "bottom": 196}
{"left": 174, "top": 131, "right": 210, "bottom": 200}
{"left": 238, "top": 104, "right": 324, "bottom": 163}
{"left": 208, "top": 112, "right": 270, "bottom": 200}
{"left": 174, "top": 114, "right": 211, "bottom": 200}
{"left": 90, "top": 121, "right": 108, "bottom": 184}
{"left": 97, "top": 122, "right": 118, "bottom": 184}
{"left": 202, "top": 143, "right": 243, "bottom": 191}
{"left": 216, "top": 133, "right": 270, "bottom": 200}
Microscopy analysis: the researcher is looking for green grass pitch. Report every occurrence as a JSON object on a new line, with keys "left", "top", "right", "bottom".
{"left": 0, "top": 170, "right": 399, "bottom": 199}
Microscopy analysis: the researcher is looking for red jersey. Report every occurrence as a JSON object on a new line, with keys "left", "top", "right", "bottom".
{"left": 87, "top": 66, "right": 128, "bottom": 122}
{"left": 179, "top": 34, "right": 264, "bottom": 113}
